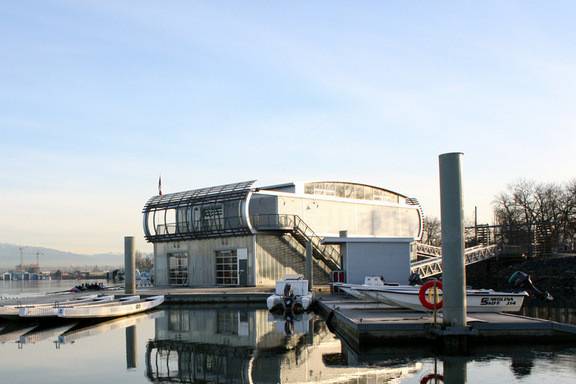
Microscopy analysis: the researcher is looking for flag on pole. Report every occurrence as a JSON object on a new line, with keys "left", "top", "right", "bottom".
{"left": 158, "top": 175, "right": 162, "bottom": 196}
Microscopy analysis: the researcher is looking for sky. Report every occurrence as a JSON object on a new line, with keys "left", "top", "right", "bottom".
{"left": 1, "top": 1, "right": 575, "bottom": 254}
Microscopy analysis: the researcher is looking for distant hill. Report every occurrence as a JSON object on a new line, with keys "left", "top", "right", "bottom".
{"left": 0, "top": 243, "right": 124, "bottom": 269}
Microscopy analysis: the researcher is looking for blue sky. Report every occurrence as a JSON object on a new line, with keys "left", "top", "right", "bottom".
{"left": 1, "top": 1, "right": 575, "bottom": 254}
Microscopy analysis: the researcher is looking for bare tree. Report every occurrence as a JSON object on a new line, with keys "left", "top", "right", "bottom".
{"left": 135, "top": 251, "right": 154, "bottom": 271}
{"left": 422, "top": 217, "right": 441, "bottom": 246}
{"left": 493, "top": 179, "right": 576, "bottom": 254}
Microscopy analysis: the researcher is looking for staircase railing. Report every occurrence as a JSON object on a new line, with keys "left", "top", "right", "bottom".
{"left": 251, "top": 214, "right": 341, "bottom": 272}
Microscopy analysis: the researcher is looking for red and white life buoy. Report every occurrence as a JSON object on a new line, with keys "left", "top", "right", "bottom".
{"left": 420, "top": 373, "right": 444, "bottom": 384}
{"left": 418, "top": 280, "right": 443, "bottom": 310}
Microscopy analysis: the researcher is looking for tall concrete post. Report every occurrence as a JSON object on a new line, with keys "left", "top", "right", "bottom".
{"left": 439, "top": 152, "right": 467, "bottom": 328}
{"left": 124, "top": 236, "right": 136, "bottom": 295}
{"left": 339, "top": 230, "right": 348, "bottom": 283}
{"left": 306, "top": 240, "right": 314, "bottom": 290}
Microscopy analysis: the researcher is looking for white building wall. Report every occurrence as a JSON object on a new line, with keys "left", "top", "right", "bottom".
{"left": 154, "top": 236, "right": 255, "bottom": 287}
{"left": 273, "top": 193, "right": 421, "bottom": 239}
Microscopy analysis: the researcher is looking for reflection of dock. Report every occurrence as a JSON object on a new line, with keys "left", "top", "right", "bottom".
{"left": 0, "top": 325, "right": 37, "bottom": 343}
{"left": 18, "top": 323, "right": 76, "bottom": 345}
{"left": 58, "top": 310, "right": 163, "bottom": 344}
{"left": 317, "top": 297, "right": 576, "bottom": 352}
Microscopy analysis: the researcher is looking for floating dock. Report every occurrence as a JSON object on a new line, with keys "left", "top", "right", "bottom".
{"left": 316, "top": 296, "right": 576, "bottom": 352}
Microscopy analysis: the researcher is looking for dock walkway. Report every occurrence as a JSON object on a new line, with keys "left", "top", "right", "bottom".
{"left": 317, "top": 296, "right": 576, "bottom": 352}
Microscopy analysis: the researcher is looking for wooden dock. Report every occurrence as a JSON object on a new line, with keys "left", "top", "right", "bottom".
{"left": 132, "top": 285, "right": 332, "bottom": 304}
{"left": 126, "top": 287, "right": 273, "bottom": 304}
{"left": 316, "top": 296, "right": 576, "bottom": 352}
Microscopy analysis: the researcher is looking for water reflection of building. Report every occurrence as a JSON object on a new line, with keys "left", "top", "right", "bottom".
{"left": 145, "top": 308, "right": 422, "bottom": 384}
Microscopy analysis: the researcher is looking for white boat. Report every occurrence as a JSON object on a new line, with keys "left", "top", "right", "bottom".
{"left": 0, "top": 294, "right": 99, "bottom": 319}
{"left": 378, "top": 287, "right": 528, "bottom": 313}
{"left": 334, "top": 277, "right": 528, "bottom": 313}
{"left": 57, "top": 295, "right": 164, "bottom": 319}
{"left": 267, "top": 275, "right": 314, "bottom": 313}
{"left": 335, "top": 276, "right": 402, "bottom": 306}
{"left": 19, "top": 295, "right": 115, "bottom": 318}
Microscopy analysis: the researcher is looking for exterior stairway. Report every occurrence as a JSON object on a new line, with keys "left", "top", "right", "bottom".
{"left": 251, "top": 214, "right": 341, "bottom": 276}
{"left": 252, "top": 214, "right": 501, "bottom": 281}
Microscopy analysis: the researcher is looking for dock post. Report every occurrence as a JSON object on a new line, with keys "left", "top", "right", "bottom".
{"left": 306, "top": 240, "right": 314, "bottom": 290}
{"left": 125, "top": 325, "right": 137, "bottom": 369}
{"left": 124, "top": 236, "right": 136, "bottom": 294}
{"left": 439, "top": 152, "right": 467, "bottom": 328}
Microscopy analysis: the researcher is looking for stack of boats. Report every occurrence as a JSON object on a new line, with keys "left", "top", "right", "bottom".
{"left": 334, "top": 276, "right": 530, "bottom": 313}
{"left": 0, "top": 294, "right": 164, "bottom": 320}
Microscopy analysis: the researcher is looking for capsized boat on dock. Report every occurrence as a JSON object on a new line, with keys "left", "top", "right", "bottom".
{"left": 0, "top": 294, "right": 100, "bottom": 319}
{"left": 57, "top": 295, "right": 164, "bottom": 319}
{"left": 19, "top": 295, "right": 115, "bottom": 318}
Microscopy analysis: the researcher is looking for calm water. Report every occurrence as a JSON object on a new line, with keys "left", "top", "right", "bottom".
{"left": 1, "top": 285, "right": 576, "bottom": 383}
{"left": 0, "top": 280, "right": 109, "bottom": 298}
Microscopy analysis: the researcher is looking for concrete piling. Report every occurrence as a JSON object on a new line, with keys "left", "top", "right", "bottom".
{"left": 306, "top": 240, "right": 314, "bottom": 290}
{"left": 439, "top": 152, "right": 467, "bottom": 328}
{"left": 124, "top": 236, "right": 136, "bottom": 295}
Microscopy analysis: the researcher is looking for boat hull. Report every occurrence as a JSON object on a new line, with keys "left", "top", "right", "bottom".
{"left": 372, "top": 288, "right": 527, "bottom": 313}
{"left": 19, "top": 295, "right": 115, "bottom": 318}
{"left": 335, "top": 283, "right": 528, "bottom": 313}
{"left": 57, "top": 296, "right": 164, "bottom": 319}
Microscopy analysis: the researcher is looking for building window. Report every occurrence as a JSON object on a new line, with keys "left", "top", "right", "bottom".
{"left": 215, "top": 250, "right": 238, "bottom": 286}
{"left": 168, "top": 252, "right": 188, "bottom": 286}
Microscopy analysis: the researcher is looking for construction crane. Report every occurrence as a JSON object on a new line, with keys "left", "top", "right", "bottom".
{"left": 19, "top": 247, "right": 23, "bottom": 270}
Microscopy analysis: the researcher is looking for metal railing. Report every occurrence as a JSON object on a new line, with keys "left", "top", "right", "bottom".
{"left": 251, "top": 214, "right": 341, "bottom": 271}
{"left": 415, "top": 243, "right": 442, "bottom": 258}
{"left": 411, "top": 244, "right": 499, "bottom": 278}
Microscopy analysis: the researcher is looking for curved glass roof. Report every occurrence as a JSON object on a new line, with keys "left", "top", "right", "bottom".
{"left": 143, "top": 180, "right": 256, "bottom": 242}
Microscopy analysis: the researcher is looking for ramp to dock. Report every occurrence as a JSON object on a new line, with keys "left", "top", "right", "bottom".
{"left": 412, "top": 244, "right": 499, "bottom": 278}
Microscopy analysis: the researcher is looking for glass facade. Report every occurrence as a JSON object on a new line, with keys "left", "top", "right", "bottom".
{"left": 303, "top": 181, "right": 402, "bottom": 203}
{"left": 143, "top": 181, "right": 255, "bottom": 242}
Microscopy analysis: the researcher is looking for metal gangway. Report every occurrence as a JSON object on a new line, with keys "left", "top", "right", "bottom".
{"left": 411, "top": 243, "right": 499, "bottom": 279}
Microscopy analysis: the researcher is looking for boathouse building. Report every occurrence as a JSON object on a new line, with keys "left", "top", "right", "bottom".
{"left": 143, "top": 180, "right": 423, "bottom": 287}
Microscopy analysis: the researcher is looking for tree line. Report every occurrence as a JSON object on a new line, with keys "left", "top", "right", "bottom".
{"left": 422, "top": 179, "right": 576, "bottom": 254}
{"left": 494, "top": 180, "right": 576, "bottom": 253}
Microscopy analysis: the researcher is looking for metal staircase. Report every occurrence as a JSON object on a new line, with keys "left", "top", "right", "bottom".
{"left": 252, "top": 214, "right": 500, "bottom": 280}
{"left": 251, "top": 214, "right": 341, "bottom": 273}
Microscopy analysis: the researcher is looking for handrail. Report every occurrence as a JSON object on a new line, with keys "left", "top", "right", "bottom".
{"left": 411, "top": 244, "right": 499, "bottom": 278}
{"left": 251, "top": 214, "right": 341, "bottom": 271}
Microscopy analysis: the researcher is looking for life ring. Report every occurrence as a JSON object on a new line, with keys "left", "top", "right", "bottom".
{"left": 420, "top": 373, "right": 444, "bottom": 384}
{"left": 418, "top": 280, "right": 443, "bottom": 310}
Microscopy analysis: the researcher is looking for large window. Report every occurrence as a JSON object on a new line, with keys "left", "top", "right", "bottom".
{"left": 168, "top": 252, "right": 188, "bottom": 286}
{"left": 215, "top": 250, "right": 238, "bottom": 286}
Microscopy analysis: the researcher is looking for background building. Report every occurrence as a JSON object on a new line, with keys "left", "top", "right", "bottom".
{"left": 143, "top": 180, "right": 423, "bottom": 287}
